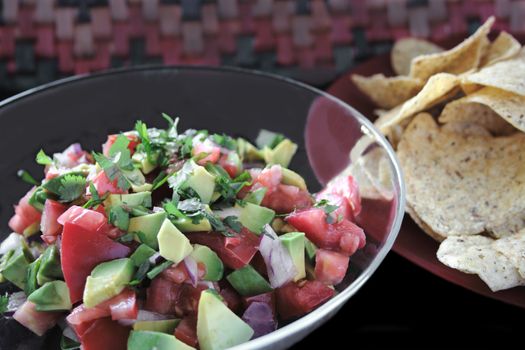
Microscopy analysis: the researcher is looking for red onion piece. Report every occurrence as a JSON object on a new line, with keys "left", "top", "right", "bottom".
{"left": 184, "top": 256, "right": 199, "bottom": 287}
{"left": 259, "top": 225, "right": 297, "bottom": 288}
{"left": 242, "top": 302, "right": 277, "bottom": 338}
{"left": 14, "top": 301, "right": 62, "bottom": 336}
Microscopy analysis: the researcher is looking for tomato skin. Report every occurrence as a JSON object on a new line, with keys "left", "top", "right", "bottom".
{"left": 188, "top": 229, "right": 260, "bottom": 269}
{"left": 276, "top": 280, "right": 335, "bottom": 320}
{"left": 174, "top": 315, "right": 198, "bottom": 348}
{"left": 193, "top": 140, "right": 221, "bottom": 165}
{"left": 61, "top": 222, "right": 131, "bottom": 303}
{"left": 261, "top": 184, "right": 313, "bottom": 214}
{"left": 175, "top": 284, "right": 207, "bottom": 317}
{"left": 92, "top": 171, "right": 126, "bottom": 196}
{"left": 314, "top": 249, "right": 350, "bottom": 285}
{"left": 40, "top": 199, "right": 67, "bottom": 238}
{"left": 8, "top": 187, "right": 42, "bottom": 234}
{"left": 108, "top": 289, "right": 139, "bottom": 320}
{"left": 79, "top": 317, "right": 130, "bottom": 350}
{"left": 145, "top": 277, "right": 181, "bottom": 315}
{"left": 102, "top": 134, "right": 139, "bottom": 157}
{"left": 58, "top": 205, "right": 107, "bottom": 232}
{"left": 317, "top": 175, "right": 361, "bottom": 218}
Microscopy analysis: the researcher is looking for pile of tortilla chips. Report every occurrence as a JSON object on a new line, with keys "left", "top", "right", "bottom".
{"left": 352, "top": 16, "right": 525, "bottom": 292}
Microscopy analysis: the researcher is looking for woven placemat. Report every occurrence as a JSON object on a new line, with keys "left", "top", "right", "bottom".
{"left": 0, "top": 0, "right": 524, "bottom": 90}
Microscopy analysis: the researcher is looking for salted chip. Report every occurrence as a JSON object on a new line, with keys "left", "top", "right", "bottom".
{"left": 347, "top": 146, "right": 394, "bottom": 200}
{"left": 446, "top": 87, "right": 525, "bottom": 133}
{"left": 437, "top": 235, "right": 525, "bottom": 291}
{"left": 391, "top": 38, "right": 444, "bottom": 76}
{"left": 438, "top": 101, "right": 517, "bottom": 136}
{"left": 463, "top": 48, "right": 525, "bottom": 96}
{"left": 493, "top": 231, "right": 525, "bottom": 279}
{"left": 480, "top": 31, "right": 521, "bottom": 67}
{"left": 397, "top": 113, "right": 525, "bottom": 238}
{"left": 375, "top": 73, "right": 459, "bottom": 134}
{"left": 351, "top": 74, "right": 423, "bottom": 109}
{"left": 406, "top": 204, "right": 445, "bottom": 242}
{"left": 409, "top": 17, "right": 494, "bottom": 81}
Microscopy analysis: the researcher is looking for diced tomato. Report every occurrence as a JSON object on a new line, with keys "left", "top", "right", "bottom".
{"left": 276, "top": 280, "right": 335, "bottom": 320}
{"left": 145, "top": 277, "right": 182, "bottom": 315}
{"left": 102, "top": 133, "right": 139, "bottom": 157}
{"left": 68, "top": 289, "right": 138, "bottom": 326}
{"left": 188, "top": 229, "right": 260, "bottom": 269}
{"left": 161, "top": 262, "right": 206, "bottom": 285}
{"left": 91, "top": 171, "right": 126, "bottom": 196}
{"left": 13, "top": 301, "right": 62, "bottom": 336}
{"left": 219, "top": 286, "right": 242, "bottom": 314}
{"left": 175, "top": 284, "right": 207, "bottom": 316}
{"left": 53, "top": 143, "right": 91, "bottom": 169}
{"left": 61, "top": 222, "right": 131, "bottom": 303}
{"left": 58, "top": 205, "right": 106, "bottom": 232}
{"left": 243, "top": 291, "right": 276, "bottom": 316}
{"left": 174, "top": 315, "right": 198, "bottom": 348}
{"left": 218, "top": 153, "right": 240, "bottom": 178}
{"left": 193, "top": 139, "right": 220, "bottom": 165}
{"left": 250, "top": 252, "right": 268, "bottom": 277}
{"left": 40, "top": 199, "right": 67, "bottom": 238}
{"left": 8, "top": 187, "right": 42, "bottom": 234}
{"left": 315, "top": 249, "right": 349, "bottom": 285}
{"left": 285, "top": 208, "right": 366, "bottom": 256}
{"left": 261, "top": 184, "right": 313, "bottom": 214}
{"left": 79, "top": 317, "right": 130, "bottom": 350}
{"left": 317, "top": 175, "right": 361, "bottom": 218}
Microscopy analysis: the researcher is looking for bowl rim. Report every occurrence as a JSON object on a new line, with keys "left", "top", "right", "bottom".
{"left": 0, "top": 65, "right": 406, "bottom": 349}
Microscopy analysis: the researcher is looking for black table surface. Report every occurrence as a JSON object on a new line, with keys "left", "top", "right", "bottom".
{"left": 0, "top": 88, "right": 521, "bottom": 350}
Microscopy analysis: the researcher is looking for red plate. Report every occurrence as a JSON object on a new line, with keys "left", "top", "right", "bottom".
{"left": 326, "top": 39, "right": 525, "bottom": 308}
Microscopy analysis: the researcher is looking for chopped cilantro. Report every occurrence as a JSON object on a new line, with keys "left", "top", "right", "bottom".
{"left": 147, "top": 260, "right": 173, "bottom": 280}
{"left": 17, "top": 169, "right": 39, "bottom": 186}
{"left": 36, "top": 149, "right": 53, "bottom": 166}
{"left": 212, "top": 133, "right": 237, "bottom": 150}
{"left": 0, "top": 294, "right": 8, "bottom": 314}
{"left": 178, "top": 198, "right": 204, "bottom": 212}
{"left": 151, "top": 171, "right": 170, "bottom": 191}
{"left": 109, "top": 206, "right": 130, "bottom": 231}
{"left": 129, "top": 260, "right": 150, "bottom": 286}
{"left": 60, "top": 335, "right": 81, "bottom": 350}
{"left": 117, "top": 233, "right": 135, "bottom": 243}
{"left": 58, "top": 174, "right": 87, "bottom": 202}
{"left": 203, "top": 212, "right": 235, "bottom": 237}
{"left": 83, "top": 183, "right": 108, "bottom": 209}
{"left": 315, "top": 199, "right": 340, "bottom": 224}
{"left": 224, "top": 216, "right": 242, "bottom": 233}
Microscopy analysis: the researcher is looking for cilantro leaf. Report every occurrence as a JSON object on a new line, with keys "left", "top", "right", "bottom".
{"left": 83, "top": 183, "right": 108, "bottom": 209}
{"left": 36, "top": 149, "right": 53, "bottom": 165}
{"left": 17, "top": 169, "right": 39, "bottom": 186}
{"left": 151, "top": 171, "right": 170, "bottom": 191}
{"left": 203, "top": 212, "right": 235, "bottom": 237}
{"left": 224, "top": 216, "right": 242, "bottom": 233}
{"left": 315, "top": 199, "right": 340, "bottom": 224}
{"left": 93, "top": 146, "right": 137, "bottom": 191}
{"left": 0, "top": 294, "right": 8, "bottom": 314}
{"left": 109, "top": 206, "right": 130, "bottom": 231}
{"left": 128, "top": 260, "right": 150, "bottom": 286}
{"left": 58, "top": 174, "right": 87, "bottom": 202}
{"left": 212, "top": 134, "right": 237, "bottom": 150}
{"left": 60, "top": 334, "right": 81, "bottom": 350}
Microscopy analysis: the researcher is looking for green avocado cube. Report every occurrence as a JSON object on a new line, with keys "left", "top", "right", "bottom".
{"left": 157, "top": 219, "right": 193, "bottom": 265}
{"left": 0, "top": 250, "right": 15, "bottom": 283}
{"left": 304, "top": 237, "right": 318, "bottom": 261}
{"left": 190, "top": 245, "right": 224, "bottom": 281}
{"left": 133, "top": 319, "right": 180, "bottom": 333}
{"left": 279, "top": 232, "right": 306, "bottom": 282}
{"left": 238, "top": 202, "right": 275, "bottom": 235}
{"left": 83, "top": 258, "right": 135, "bottom": 308}
{"left": 197, "top": 290, "right": 254, "bottom": 350}
{"left": 128, "top": 211, "right": 167, "bottom": 249}
{"left": 262, "top": 139, "right": 297, "bottom": 168}
{"left": 130, "top": 244, "right": 157, "bottom": 267}
{"left": 25, "top": 256, "right": 42, "bottom": 295}
{"left": 37, "top": 245, "right": 63, "bottom": 286}
{"left": 183, "top": 164, "right": 216, "bottom": 204}
{"left": 1, "top": 246, "right": 34, "bottom": 289}
{"left": 174, "top": 216, "right": 212, "bottom": 233}
{"left": 28, "top": 280, "right": 72, "bottom": 311}
{"left": 128, "top": 330, "right": 195, "bottom": 350}
{"left": 281, "top": 167, "right": 307, "bottom": 190}
{"left": 226, "top": 265, "right": 272, "bottom": 296}
{"left": 132, "top": 151, "right": 157, "bottom": 175}
{"left": 104, "top": 192, "right": 152, "bottom": 210}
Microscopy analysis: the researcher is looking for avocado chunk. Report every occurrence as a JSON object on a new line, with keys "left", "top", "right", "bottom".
{"left": 132, "top": 182, "right": 153, "bottom": 193}
{"left": 0, "top": 246, "right": 34, "bottom": 289}
{"left": 129, "top": 211, "right": 167, "bottom": 249}
{"left": 157, "top": 219, "right": 193, "bottom": 264}
{"left": 281, "top": 167, "right": 307, "bottom": 191}
{"left": 190, "top": 245, "right": 224, "bottom": 281}
{"left": 0, "top": 250, "right": 14, "bottom": 283}
{"left": 37, "top": 245, "right": 63, "bottom": 285}
{"left": 130, "top": 244, "right": 157, "bottom": 267}
{"left": 279, "top": 232, "right": 306, "bottom": 282}
{"left": 132, "top": 151, "right": 157, "bottom": 175}
{"left": 28, "top": 280, "right": 72, "bottom": 311}
{"left": 197, "top": 290, "right": 254, "bottom": 350}
{"left": 183, "top": 163, "right": 216, "bottom": 204}
{"left": 304, "top": 237, "right": 318, "bottom": 261}
{"left": 104, "top": 192, "right": 152, "bottom": 210}
{"left": 133, "top": 319, "right": 180, "bottom": 333}
{"left": 25, "top": 256, "right": 42, "bottom": 295}
{"left": 244, "top": 187, "right": 267, "bottom": 206}
{"left": 83, "top": 258, "right": 135, "bottom": 308}
{"left": 237, "top": 138, "right": 263, "bottom": 161}
{"left": 262, "top": 139, "right": 297, "bottom": 168}
{"left": 174, "top": 216, "right": 212, "bottom": 233}
{"left": 226, "top": 265, "right": 272, "bottom": 296}
{"left": 239, "top": 202, "right": 275, "bottom": 235}
{"left": 128, "top": 330, "right": 195, "bottom": 350}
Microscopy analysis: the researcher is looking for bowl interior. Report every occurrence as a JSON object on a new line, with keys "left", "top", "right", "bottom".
{"left": 0, "top": 66, "right": 404, "bottom": 350}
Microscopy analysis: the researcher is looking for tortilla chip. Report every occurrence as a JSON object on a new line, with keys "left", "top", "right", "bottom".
{"left": 351, "top": 74, "right": 424, "bottom": 109}
{"left": 391, "top": 38, "right": 444, "bottom": 76}
{"left": 447, "top": 87, "right": 525, "bottom": 133}
{"left": 406, "top": 204, "right": 446, "bottom": 242}
{"left": 397, "top": 113, "right": 525, "bottom": 238}
{"left": 375, "top": 73, "right": 459, "bottom": 133}
{"left": 409, "top": 17, "right": 494, "bottom": 81}
{"left": 437, "top": 235, "right": 525, "bottom": 291}
{"left": 493, "top": 230, "right": 525, "bottom": 278}
{"left": 463, "top": 48, "right": 525, "bottom": 96}
{"left": 480, "top": 31, "right": 521, "bottom": 67}
{"left": 440, "top": 121, "right": 493, "bottom": 137}
{"left": 438, "top": 101, "right": 517, "bottom": 136}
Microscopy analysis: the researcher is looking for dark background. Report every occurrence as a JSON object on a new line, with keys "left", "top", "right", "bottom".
{"left": 0, "top": 84, "right": 522, "bottom": 350}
